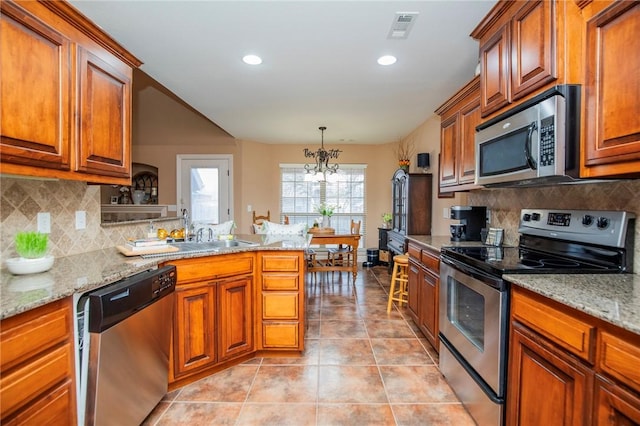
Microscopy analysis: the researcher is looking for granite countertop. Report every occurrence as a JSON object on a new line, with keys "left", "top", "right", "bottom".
{"left": 0, "top": 234, "right": 308, "bottom": 320}
{"left": 505, "top": 274, "right": 640, "bottom": 335}
{"left": 406, "top": 235, "right": 485, "bottom": 251}
{"left": 406, "top": 234, "right": 640, "bottom": 336}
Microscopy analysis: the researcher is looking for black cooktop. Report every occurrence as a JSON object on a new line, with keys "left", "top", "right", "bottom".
{"left": 441, "top": 245, "right": 621, "bottom": 275}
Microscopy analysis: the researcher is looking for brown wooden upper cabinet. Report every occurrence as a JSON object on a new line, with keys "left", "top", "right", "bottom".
{"left": 580, "top": 0, "right": 640, "bottom": 178}
{"left": 471, "top": 0, "right": 581, "bottom": 119}
{"left": 0, "top": 0, "right": 141, "bottom": 185}
{"left": 435, "top": 76, "right": 481, "bottom": 192}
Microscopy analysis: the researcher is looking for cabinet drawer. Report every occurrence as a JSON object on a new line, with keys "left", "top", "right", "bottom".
{"left": 262, "top": 293, "right": 299, "bottom": 319}
{"left": 261, "top": 254, "right": 300, "bottom": 272}
{"left": 3, "top": 379, "right": 75, "bottom": 426}
{"left": 262, "top": 323, "right": 299, "bottom": 348}
{"left": 172, "top": 254, "right": 253, "bottom": 283}
{"left": 407, "top": 243, "right": 421, "bottom": 260}
{"left": 262, "top": 274, "right": 299, "bottom": 291}
{"left": 1, "top": 301, "right": 70, "bottom": 371}
{"left": 599, "top": 331, "right": 640, "bottom": 393}
{"left": 0, "top": 343, "right": 73, "bottom": 419}
{"left": 421, "top": 249, "right": 440, "bottom": 272}
{"left": 512, "top": 290, "right": 595, "bottom": 362}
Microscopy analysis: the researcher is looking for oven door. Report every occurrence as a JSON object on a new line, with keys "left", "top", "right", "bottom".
{"left": 439, "top": 258, "right": 508, "bottom": 397}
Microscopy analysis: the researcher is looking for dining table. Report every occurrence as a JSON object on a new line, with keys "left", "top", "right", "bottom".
{"left": 307, "top": 231, "right": 361, "bottom": 282}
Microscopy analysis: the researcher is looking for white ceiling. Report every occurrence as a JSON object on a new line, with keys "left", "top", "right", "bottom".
{"left": 69, "top": 1, "right": 495, "bottom": 145}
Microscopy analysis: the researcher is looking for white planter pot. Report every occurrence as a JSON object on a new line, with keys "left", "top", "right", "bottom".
{"left": 5, "top": 255, "right": 54, "bottom": 275}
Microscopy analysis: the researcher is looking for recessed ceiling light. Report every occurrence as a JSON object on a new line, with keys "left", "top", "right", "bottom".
{"left": 242, "top": 54, "right": 262, "bottom": 65}
{"left": 377, "top": 55, "right": 397, "bottom": 66}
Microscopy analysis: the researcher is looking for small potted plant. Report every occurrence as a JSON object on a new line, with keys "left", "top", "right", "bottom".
{"left": 316, "top": 203, "right": 336, "bottom": 228}
{"left": 5, "top": 231, "right": 54, "bottom": 275}
{"left": 382, "top": 213, "right": 392, "bottom": 229}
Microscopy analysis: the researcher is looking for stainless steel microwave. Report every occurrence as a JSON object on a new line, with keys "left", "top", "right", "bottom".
{"left": 475, "top": 85, "right": 581, "bottom": 187}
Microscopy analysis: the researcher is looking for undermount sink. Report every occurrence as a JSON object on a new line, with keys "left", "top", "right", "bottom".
{"left": 173, "top": 239, "right": 259, "bottom": 252}
{"left": 140, "top": 239, "right": 260, "bottom": 258}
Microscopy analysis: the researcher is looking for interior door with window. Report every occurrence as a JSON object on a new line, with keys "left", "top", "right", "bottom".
{"left": 177, "top": 155, "right": 232, "bottom": 226}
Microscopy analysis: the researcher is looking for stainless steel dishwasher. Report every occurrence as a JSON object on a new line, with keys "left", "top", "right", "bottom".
{"left": 77, "top": 265, "right": 176, "bottom": 426}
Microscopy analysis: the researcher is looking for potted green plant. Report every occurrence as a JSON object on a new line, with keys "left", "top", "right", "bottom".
{"left": 316, "top": 203, "right": 336, "bottom": 228}
{"left": 382, "top": 213, "right": 392, "bottom": 229}
{"left": 5, "top": 231, "right": 54, "bottom": 275}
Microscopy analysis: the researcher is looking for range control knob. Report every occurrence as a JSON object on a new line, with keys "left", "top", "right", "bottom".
{"left": 582, "top": 215, "right": 594, "bottom": 226}
{"left": 522, "top": 213, "right": 532, "bottom": 222}
{"left": 531, "top": 213, "right": 541, "bottom": 221}
{"left": 596, "top": 217, "right": 610, "bottom": 229}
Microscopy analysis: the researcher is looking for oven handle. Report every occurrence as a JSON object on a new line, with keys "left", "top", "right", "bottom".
{"left": 439, "top": 334, "right": 504, "bottom": 404}
{"left": 441, "top": 256, "right": 506, "bottom": 291}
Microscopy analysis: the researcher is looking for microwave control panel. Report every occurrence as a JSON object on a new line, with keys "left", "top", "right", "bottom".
{"left": 539, "top": 116, "right": 555, "bottom": 167}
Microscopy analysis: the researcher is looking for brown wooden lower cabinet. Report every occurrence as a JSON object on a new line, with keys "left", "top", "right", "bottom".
{"left": 508, "top": 286, "right": 640, "bottom": 426}
{"left": 0, "top": 297, "right": 77, "bottom": 425}
{"left": 218, "top": 277, "right": 253, "bottom": 361}
{"left": 406, "top": 242, "right": 439, "bottom": 352}
{"left": 595, "top": 376, "right": 640, "bottom": 425}
{"left": 257, "top": 252, "right": 305, "bottom": 351}
{"left": 173, "top": 285, "right": 217, "bottom": 377}
{"left": 507, "top": 322, "right": 593, "bottom": 426}
{"left": 168, "top": 251, "right": 304, "bottom": 387}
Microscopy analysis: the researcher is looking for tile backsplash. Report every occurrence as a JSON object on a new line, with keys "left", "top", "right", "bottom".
{"left": 467, "top": 179, "right": 640, "bottom": 272}
{"left": 2, "top": 176, "right": 640, "bottom": 273}
{"left": 0, "top": 177, "right": 180, "bottom": 262}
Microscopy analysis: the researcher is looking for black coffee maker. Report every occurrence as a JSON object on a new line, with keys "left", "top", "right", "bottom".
{"left": 450, "top": 206, "right": 487, "bottom": 241}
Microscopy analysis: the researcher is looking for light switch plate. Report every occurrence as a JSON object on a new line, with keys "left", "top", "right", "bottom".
{"left": 37, "top": 212, "right": 51, "bottom": 233}
{"left": 75, "top": 211, "right": 86, "bottom": 230}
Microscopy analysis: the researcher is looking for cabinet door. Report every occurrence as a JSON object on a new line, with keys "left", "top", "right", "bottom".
{"left": 406, "top": 261, "right": 420, "bottom": 321}
{"left": 458, "top": 97, "right": 481, "bottom": 184}
{"left": 594, "top": 376, "right": 640, "bottom": 425}
{"left": 174, "top": 285, "right": 216, "bottom": 377}
{"left": 583, "top": 1, "right": 640, "bottom": 177}
{"left": 76, "top": 47, "right": 132, "bottom": 178}
{"left": 480, "top": 24, "right": 510, "bottom": 116}
{"left": 510, "top": 0, "right": 556, "bottom": 101}
{"left": 507, "top": 323, "right": 592, "bottom": 426}
{"left": 218, "top": 277, "right": 253, "bottom": 361}
{"left": 418, "top": 270, "right": 438, "bottom": 351}
{"left": 0, "top": 2, "right": 71, "bottom": 170}
{"left": 439, "top": 115, "right": 459, "bottom": 187}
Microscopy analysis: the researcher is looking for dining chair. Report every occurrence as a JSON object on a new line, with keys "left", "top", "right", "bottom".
{"left": 326, "top": 220, "right": 361, "bottom": 275}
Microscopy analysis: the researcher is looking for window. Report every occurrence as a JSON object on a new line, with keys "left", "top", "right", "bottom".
{"left": 280, "top": 164, "right": 366, "bottom": 235}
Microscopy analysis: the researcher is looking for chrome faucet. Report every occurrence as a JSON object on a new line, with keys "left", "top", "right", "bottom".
{"left": 196, "top": 227, "right": 213, "bottom": 243}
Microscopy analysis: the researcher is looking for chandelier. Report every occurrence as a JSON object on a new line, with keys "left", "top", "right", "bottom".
{"left": 303, "top": 126, "right": 342, "bottom": 175}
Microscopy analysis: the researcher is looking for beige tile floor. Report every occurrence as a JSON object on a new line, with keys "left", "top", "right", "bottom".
{"left": 143, "top": 265, "right": 475, "bottom": 425}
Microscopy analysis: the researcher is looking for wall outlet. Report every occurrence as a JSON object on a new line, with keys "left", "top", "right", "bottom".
{"left": 486, "top": 209, "right": 492, "bottom": 225}
{"left": 75, "top": 210, "right": 86, "bottom": 230}
{"left": 37, "top": 212, "right": 51, "bottom": 233}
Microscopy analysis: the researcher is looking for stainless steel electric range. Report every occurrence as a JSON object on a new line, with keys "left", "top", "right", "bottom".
{"left": 438, "top": 208, "right": 635, "bottom": 426}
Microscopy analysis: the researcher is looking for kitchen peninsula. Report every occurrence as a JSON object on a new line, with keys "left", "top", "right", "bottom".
{"left": 0, "top": 235, "right": 308, "bottom": 422}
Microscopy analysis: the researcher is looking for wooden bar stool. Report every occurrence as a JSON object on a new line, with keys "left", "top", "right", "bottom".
{"left": 387, "top": 254, "right": 409, "bottom": 313}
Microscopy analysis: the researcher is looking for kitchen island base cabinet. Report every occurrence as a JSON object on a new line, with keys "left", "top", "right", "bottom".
{"left": 258, "top": 252, "right": 305, "bottom": 351}
{"left": 173, "top": 286, "right": 217, "bottom": 376}
{"left": 168, "top": 254, "right": 255, "bottom": 387}
{"left": 167, "top": 250, "right": 305, "bottom": 389}
{"left": 0, "top": 297, "right": 77, "bottom": 425}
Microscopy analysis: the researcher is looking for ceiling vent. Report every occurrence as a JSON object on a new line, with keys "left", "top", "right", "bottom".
{"left": 387, "top": 12, "right": 419, "bottom": 39}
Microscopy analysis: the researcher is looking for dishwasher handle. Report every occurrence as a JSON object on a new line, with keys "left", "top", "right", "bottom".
{"left": 87, "top": 265, "right": 176, "bottom": 333}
